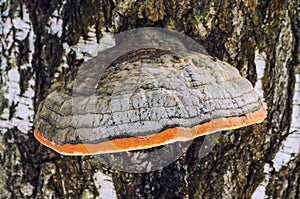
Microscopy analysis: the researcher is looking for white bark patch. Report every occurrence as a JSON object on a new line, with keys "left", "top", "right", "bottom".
{"left": 20, "top": 182, "right": 35, "bottom": 197}
{"left": 59, "top": 30, "right": 115, "bottom": 81}
{"left": 93, "top": 171, "right": 117, "bottom": 199}
{"left": 0, "top": 68, "right": 20, "bottom": 122}
{"left": 74, "top": 28, "right": 115, "bottom": 59}
{"left": 269, "top": 9, "right": 296, "bottom": 170}
{"left": 197, "top": 22, "right": 208, "bottom": 37}
{"left": 46, "top": 2, "right": 67, "bottom": 37}
{"left": 252, "top": 74, "right": 300, "bottom": 198}
{"left": 222, "top": 169, "right": 234, "bottom": 199}
{"left": 56, "top": 29, "right": 114, "bottom": 79}
{"left": 14, "top": 77, "right": 35, "bottom": 133}
{"left": 13, "top": 17, "right": 31, "bottom": 41}
{"left": 0, "top": 3, "right": 35, "bottom": 134}
{"left": 254, "top": 50, "right": 268, "bottom": 111}
{"left": 0, "top": 68, "right": 35, "bottom": 133}
{"left": 251, "top": 163, "right": 271, "bottom": 199}
{"left": 272, "top": 74, "right": 300, "bottom": 171}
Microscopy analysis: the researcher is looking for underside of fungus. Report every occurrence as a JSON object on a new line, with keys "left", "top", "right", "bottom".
{"left": 34, "top": 28, "right": 266, "bottom": 155}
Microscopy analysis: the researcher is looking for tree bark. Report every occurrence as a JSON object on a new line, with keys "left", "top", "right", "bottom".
{"left": 0, "top": 0, "right": 299, "bottom": 198}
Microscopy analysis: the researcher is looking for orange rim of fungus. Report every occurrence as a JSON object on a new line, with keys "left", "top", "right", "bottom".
{"left": 34, "top": 106, "right": 266, "bottom": 155}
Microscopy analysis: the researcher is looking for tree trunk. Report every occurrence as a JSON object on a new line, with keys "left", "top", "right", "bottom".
{"left": 0, "top": 0, "right": 299, "bottom": 198}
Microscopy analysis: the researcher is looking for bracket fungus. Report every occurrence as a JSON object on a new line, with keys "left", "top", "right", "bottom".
{"left": 34, "top": 28, "right": 266, "bottom": 155}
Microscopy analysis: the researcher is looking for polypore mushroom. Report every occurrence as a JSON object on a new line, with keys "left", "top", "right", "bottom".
{"left": 34, "top": 28, "right": 266, "bottom": 155}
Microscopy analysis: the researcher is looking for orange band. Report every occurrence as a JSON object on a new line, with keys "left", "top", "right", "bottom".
{"left": 34, "top": 106, "right": 266, "bottom": 155}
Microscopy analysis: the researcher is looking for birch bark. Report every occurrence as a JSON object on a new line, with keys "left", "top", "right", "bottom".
{"left": 0, "top": 0, "right": 299, "bottom": 198}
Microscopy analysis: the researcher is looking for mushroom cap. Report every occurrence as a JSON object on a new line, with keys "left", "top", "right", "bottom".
{"left": 34, "top": 28, "right": 266, "bottom": 155}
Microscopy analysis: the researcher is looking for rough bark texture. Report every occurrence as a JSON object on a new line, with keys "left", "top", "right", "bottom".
{"left": 0, "top": 0, "right": 299, "bottom": 199}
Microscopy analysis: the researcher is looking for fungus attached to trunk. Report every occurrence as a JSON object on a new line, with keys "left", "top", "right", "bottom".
{"left": 33, "top": 28, "right": 266, "bottom": 155}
